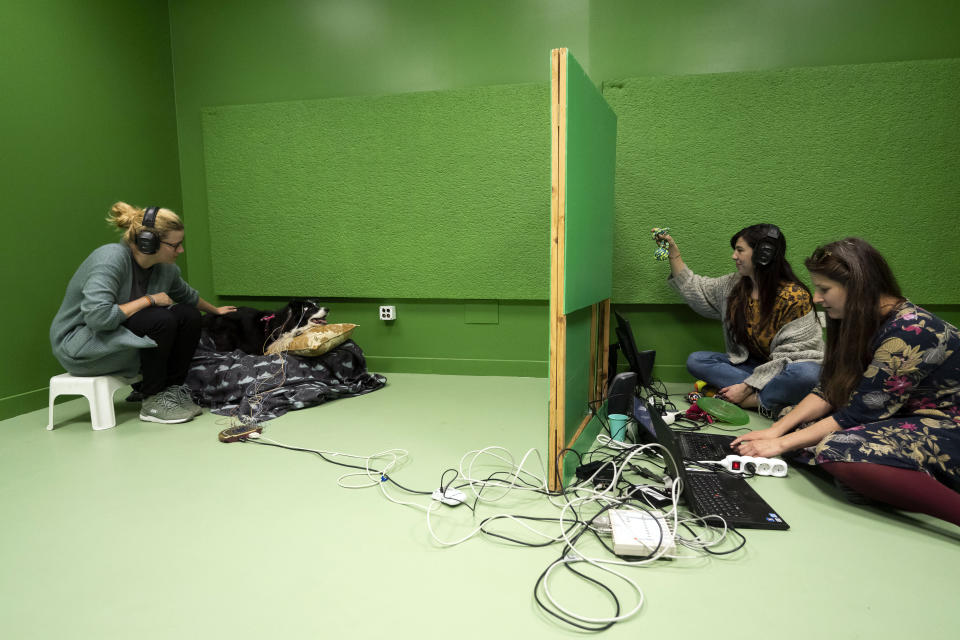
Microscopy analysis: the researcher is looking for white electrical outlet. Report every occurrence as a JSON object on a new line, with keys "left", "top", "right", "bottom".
{"left": 379, "top": 305, "right": 396, "bottom": 321}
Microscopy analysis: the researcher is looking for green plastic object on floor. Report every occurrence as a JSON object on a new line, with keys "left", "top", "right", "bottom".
{"left": 696, "top": 396, "right": 750, "bottom": 426}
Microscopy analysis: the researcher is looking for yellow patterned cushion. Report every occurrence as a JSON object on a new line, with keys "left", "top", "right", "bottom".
{"left": 264, "top": 323, "right": 358, "bottom": 357}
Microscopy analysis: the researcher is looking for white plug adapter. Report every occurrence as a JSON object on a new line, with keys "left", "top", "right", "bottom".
{"left": 431, "top": 487, "right": 466, "bottom": 505}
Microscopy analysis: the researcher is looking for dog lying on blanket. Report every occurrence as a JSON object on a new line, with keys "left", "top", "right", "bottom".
{"left": 202, "top": 299, "right": 329, "bottom": 355}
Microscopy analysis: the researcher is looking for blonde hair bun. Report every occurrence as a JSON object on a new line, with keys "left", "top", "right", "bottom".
{"left": 106, "top": 201, "right": 184, "bottom": 244}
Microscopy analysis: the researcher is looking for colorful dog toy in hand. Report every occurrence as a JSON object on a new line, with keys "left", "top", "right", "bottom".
{"left": 652, "top": 227, "right": 671, "bottom": 261}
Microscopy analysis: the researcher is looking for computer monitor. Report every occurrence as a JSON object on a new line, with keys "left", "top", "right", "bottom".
{"left": 613, "top": 312, "right": 655, "bottom": 389}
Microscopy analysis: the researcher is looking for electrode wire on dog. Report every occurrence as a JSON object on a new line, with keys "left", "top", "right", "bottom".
{"left": 224, "top": 303, "right": 317, "bottom": 429}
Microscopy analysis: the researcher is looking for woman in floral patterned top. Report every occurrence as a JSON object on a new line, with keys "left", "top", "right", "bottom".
{"left": 734, "top": 238, "right": 960, "bottom": 526}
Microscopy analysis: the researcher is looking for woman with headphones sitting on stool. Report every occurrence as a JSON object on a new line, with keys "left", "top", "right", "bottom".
{"left": 655, "top": 224, "right": 824, "bottom": 418}
{"left": 50, "top": 202, "right": 236, "bottom": 424}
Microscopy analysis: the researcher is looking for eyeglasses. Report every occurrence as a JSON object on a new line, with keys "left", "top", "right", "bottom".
{"left": 160, "top": 239, "right": 184, "bottom": 251}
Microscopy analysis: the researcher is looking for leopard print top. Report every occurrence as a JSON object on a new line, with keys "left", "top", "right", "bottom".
{"left": 744, "top": 282, "right": 813, "bottom": 360}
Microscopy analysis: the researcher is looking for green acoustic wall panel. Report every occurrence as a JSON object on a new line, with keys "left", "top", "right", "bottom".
{"left": 605, "top": 58, "right": 960, "bottom": 305}
{"left": 202, "top": 83, "right": 550, "bottom": 299}
{"left": 563, "top": 51, "right": 617, "bottom": 314}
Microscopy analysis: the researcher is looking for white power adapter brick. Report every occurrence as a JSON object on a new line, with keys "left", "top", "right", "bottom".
{"left": 609, "top": 509, "right": 675, "bottom": 556}
{"left": 431, "top": 487, "right": 466, "bottom": 506}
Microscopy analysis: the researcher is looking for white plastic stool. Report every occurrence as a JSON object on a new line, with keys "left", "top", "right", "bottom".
{"left": 47, "top": 373, "right": 141, "bottom": 431}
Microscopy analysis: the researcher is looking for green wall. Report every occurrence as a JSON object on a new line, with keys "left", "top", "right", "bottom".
{"left": 591, "top": 0, "right": 960, "bottom": 384}
{"left": 200, "top": 82, "right": 550, "bottom": 299}
{"left": 0, "top": 0, "right": 182, "bottom": 420}
{"left": 168, "top": 0, "right": 589, "bottom": 382}
{"left": 4, "top": 0, "right": 959, "bottom": 420}
{"left": 165, "top": 0, "right": 958, "bottom": 387}
{"left": 606, "top": 59, "right": 960, "bottom": 305}
{"left": 589, "top": 0, "right": 960, "bottom": 79}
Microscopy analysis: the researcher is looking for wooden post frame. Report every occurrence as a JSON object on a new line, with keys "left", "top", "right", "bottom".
{"left": 548, "top": 48, "right": 617, "bottom": 492}
{"left": 548, "top": 48, "right": 567, "bottom": 492}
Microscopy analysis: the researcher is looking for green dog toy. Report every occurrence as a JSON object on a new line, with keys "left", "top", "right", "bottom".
{"left": 652, "top": 227, "right": 671, "bottom": 261}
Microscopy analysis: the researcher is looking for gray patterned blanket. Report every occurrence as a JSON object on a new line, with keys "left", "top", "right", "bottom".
{"left": 185, "top": 334, "right": 387, "bottom": 425}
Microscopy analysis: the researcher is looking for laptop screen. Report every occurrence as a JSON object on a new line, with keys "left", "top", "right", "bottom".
{"left": 647, "top": 399, "right": 686, "bottom": 487}
{"left": 614, "top": 312, "right": 655, "bottom": 388}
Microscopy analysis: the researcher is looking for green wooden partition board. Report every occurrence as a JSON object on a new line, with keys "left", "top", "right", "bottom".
{"left": 201, "top": 83, "right": 550, "bottom": 299}
{"left": 604, "top": 58, "right": 960, "bottom": 304}
{"left": 562, "top": 53, "right": 617, "bottom": 314}
{"left": 563, "top": 305, "right": 593, "bottom": 445}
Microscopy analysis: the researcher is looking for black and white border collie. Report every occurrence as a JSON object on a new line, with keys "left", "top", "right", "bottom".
{"left": 202, "top": 299, "right": 329, "bottom": 355}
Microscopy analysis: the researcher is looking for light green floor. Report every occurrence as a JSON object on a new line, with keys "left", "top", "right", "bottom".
{"left": 2, "top": 373, "right": 958, "bottom": 639}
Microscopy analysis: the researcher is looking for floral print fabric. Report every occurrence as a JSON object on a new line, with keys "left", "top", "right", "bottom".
{"left": 798, "top": 302, "right": 960, "bottom": 487}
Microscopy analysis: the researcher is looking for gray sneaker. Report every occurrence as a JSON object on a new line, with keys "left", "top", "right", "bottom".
{"left": 173, "top": 384, "right": 203, "bottom": 417}
{"left": 140, "top": 388, "right": 195, "bottom": 424}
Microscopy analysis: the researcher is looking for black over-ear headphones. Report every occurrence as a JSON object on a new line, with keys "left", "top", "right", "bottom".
{"left": 136, "top": 207, "right": 160, "bottom": 254}
{"left": 753, "top": 225, "right": 782, "bottom": 267}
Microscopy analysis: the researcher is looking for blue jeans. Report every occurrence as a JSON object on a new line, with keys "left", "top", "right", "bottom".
{"left": 686, "top": 351, "right": 821, "bottom": 414}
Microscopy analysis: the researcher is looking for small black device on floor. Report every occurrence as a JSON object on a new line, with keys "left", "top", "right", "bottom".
{"left": 649, "top": 400, "right": 789, "bottom": 530}
{"left": 622, "top": 483, "right": 673, "bottom": 508}
{"left": 575, "top": 460, "right": 616, "bottom": 488}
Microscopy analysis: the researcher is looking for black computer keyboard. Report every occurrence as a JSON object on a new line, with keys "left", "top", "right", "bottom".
{"left": 683, "top": 471, "right": 749, "bottom": 518}
{"left": 678, "top": 432, "right": 733, "bottom": 461}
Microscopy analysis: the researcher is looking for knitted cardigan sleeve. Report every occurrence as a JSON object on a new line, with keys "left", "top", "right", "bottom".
{"left": 666, "top": 267, "right": 738, "bottom": 320}
{"left": 742, "top": 311, "right": 825, "bottom": 389}
{"left": 156, "top": 263, "right": 199, "bottom": 307}
{"left": 78, "top": 249, "right": 131, "bottom": 332}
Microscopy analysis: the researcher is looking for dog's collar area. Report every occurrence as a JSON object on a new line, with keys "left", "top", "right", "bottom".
{"left": 261, "top": 314, "right": 276, "bottom": 322}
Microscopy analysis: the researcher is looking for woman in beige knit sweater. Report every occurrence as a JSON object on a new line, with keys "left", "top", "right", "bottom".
{"left": 655, "top": 224, "right": 824, "bottom": 418}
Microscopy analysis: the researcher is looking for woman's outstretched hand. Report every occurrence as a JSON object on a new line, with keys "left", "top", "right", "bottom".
{"left": 651, "top": 228, "right": 678, "bottom": 251}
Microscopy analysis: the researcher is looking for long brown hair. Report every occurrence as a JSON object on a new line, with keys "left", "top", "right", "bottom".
{"left": 804, "top": 237, "right": 904, "bottom": 407}
{"left": 727, "top": 224, "right": 810, "bottom": 347}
